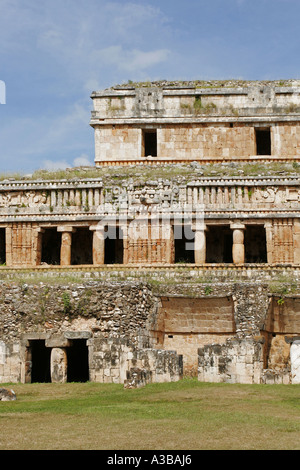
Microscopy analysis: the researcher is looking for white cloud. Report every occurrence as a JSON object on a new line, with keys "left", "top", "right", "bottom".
{"left": 84, "top": 78, "right": 102, "bottom": 93}
{"left": 92, "top": 46, "right": 170, "bottom": 72}
{"left": 73, "top": 154, "right": 92, "bottom": 167}
{"left": 121, "top": 48, "right": 170, "bottom": 71}
{"left": 43, "top": 159, "right": 69, "bottom": 171}
{"left": 0, "top": 80, "right": 5, "bottom": 104}
{"left": 107, "top": 3, "right": 167, "bottom": 39}
{"left": 32, "top": 2, "right": 172, "bottom": 89}
{"left": 41, "top": 154, "right": 92, "bottom": 172}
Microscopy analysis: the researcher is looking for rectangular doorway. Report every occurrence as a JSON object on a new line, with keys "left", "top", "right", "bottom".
{"left": 41, "top": 228, "right": 61, "bottom": 265}
{"left": 105, "top": 226, "right": 124, "bottom": 264}
{"left": 28, "top": 340, "right": 51, "bottom": 383}
{"left": 0, "top": 228, "right": 5, "bottom": 265}
{"left": 66, "top": 339, "right": 89, "bottom": 382}
{"left": 71, "top": 227, "right": 93, "bottom": 265}
{"left": 142, "top": 129, "right": 157, "bottom": 157}
{"left": 206, "top": 226, "right": 233, "bottom": 263}
{"left": 174, "top": 225, "right": 195, "bottom": 263}
{"left": 245, "top": 225, "right": 267, "bottom": 263}
{"left": 256, "top": 128, "right": 271, "bottom": 155}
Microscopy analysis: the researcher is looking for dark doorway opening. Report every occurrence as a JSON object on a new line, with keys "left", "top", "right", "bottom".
{"left": 67, "top": 339, "right": 89, "bottom": 382}
{"left": 143, "top": 129, "right": 157, "bottom": 157}
{"left": 174, "top": 225, "right": 195, "bottom": 263}
{"left": 71, "top": 227, "right": 93, "bottom": 265}
{"left": 41, "top": 228, "right": 61, "bottom": 265}
{"left": 29, "top": 340, "right": 51, "bottom": 383}
{"left": 105, "top": 226, "right": 124, "bottom": 264}
{"left": 245, "top": 225, "right": 267, "bottom": 263}
{"left": 206, "top": 226, "right": 233, "bottom": 263}
{"left": 256, "top": 128, "right": 271, "bottom": 155}
{"left": 0, "top": 228, "right": 6, "bottom": 264}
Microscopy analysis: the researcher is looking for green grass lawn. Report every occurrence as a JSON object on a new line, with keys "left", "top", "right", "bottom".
{"left": 0, "top": 379, "right": 299, "bottom": 450}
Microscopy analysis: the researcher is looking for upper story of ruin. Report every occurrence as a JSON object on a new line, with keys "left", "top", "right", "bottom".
{"left": 90, "top": 79, "right": 300, "bottom": 166}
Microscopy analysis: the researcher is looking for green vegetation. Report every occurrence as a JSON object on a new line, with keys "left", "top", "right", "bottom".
{"left": 269, "top": 277, "right": 298, "bottom": 295}
{"left": 1, "top": 161, "right": 300, "bottom": 183}
{"left": 116, "top": 79, "right": 297, "bottom": 90}
{"left": 0, "top": 270, "right": 300, "bottom": 298}
{"left": 180, "top": 97, "right": 218, "bottom": 115}
{"left": 62, "top": 292, "right": 71, "bottom": 313}
{"left": 193, "top": 96, "right": 217, "bottom": 114}
{"left": 107, "top": 97, "right": 126, "bottom": 113}
{"left": 0, "top": 380, "right": 299, "bottom": 450}
{"left": 286, "top": 103, "right": 299, "bottom": 113}
{"left": 204, "top": 286, "right": 213, "bottom": 295}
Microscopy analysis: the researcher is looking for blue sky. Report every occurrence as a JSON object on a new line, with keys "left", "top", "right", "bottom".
{"left": 0, "top": 0, "right": 300, "bottom": 174}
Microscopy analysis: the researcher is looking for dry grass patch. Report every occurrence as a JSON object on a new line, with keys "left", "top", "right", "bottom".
{"left": 0, "top": 380, "right": 299, "bottom": 450}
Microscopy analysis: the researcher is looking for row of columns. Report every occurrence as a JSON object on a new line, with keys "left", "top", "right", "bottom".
{"left": 194, "top": 223, "right": 246, "bottom": 264}
{"left": 41, "top": 222, "right": 248, "bottom": 266}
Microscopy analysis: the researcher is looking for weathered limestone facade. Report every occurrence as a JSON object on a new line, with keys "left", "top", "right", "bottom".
{"left": 0, "top": 280, "right": 299, "bottom": 385}
{"left": 1, "top": 80, "right": 300, "bottom": 386}
{"left": 1, "top": 174, "right": 300, "bottom": 267}
{"left": 90, "top": 80, "right": 300, "bottom": 165}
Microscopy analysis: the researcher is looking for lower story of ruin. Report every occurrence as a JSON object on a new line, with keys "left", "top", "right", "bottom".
{"left": 0, "top": 277, "right": 300, "bottom": 387}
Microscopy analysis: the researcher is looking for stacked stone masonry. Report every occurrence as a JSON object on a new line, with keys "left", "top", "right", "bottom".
{"left": 0, "top": 281, "right": 299, "bottom": 385}
{"left": 90, "top": 80, "right": 300, "bottom": 165}
{"left": 1, "top": 80, "right": 300, "bottom": 386}
{"left": 1, "top": 175, "right": 300, "bottom": 267}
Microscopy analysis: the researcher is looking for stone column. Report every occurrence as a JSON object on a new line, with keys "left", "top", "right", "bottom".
{"left": 231, "top": 223, "right": 245, "bottom": 264}
{"left": 33, "top": 227, "right": 44, "bottom": 266}
{"left": 57, "top": 226, "right": 75, "bottom": 266}
{"left": 4, "top": 226, "right": 12, "bottom": 267}
{"left": 150, "top": 220, "right": 159, "bottom": 263}
{"left": 161, "top": 222, "right": 174, "bottom": 264}
{"left": 90, "top": 225, "right": 105, "bottom": 265}
{"left": 193, "top": 223, "right": 207, "bottom": 264}
{"left": 24, "top": 346, "right": 32, "bottom": 384}
{"left": 120, "top": 224, "right": 128, "bottom": 265}
{"left": 290, "top": 340, "right": 300, "bottom": 384}
{"left": 264, "top": 221, "right": 273, "bottom": 264}
{"left": 50, "top": 347, "right": 67, "bottom": 383}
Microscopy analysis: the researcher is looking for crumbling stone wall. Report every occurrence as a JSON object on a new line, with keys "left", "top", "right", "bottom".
{"left": 261, "top": 296, "right": 300, "bottom": 383}
{"left": 232, "top": 284, "right": 270, "bottom": 337}
{"left": 197, "top": 284, "right": 271, "bottom": 384}
{"left": 197, "top": 284, "right": 300, "bottom": 384}
{"left": 0, "top": 281, "right": 158, "bottom": 383}
{"left": 156, "top": 295, "right": 235, "bottom": 375}
{"left": 0, "top": 281, "right": 156, "bottom": 342}
{"left": 0, "top": 279, "right": 299, "bottom": 385}
{"left": 0, "top": 280, "right": 183, "bottom": 385}
{"left": 198, "top": 338, "right": 264, "bottom": 384}
{"left": 89, "top": 335, "right": 182, "bottom": 386}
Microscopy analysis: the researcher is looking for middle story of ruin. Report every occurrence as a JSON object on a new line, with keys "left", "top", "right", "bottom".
{"left": 0, "top": 173, "right": 300, "bottom": 268}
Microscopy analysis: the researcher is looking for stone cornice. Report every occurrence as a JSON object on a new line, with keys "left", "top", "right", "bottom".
{"left": 0, "top": 209, "right": 299, "bottom": 224}
{"left": 90, "top": 85, "right": 300, "bottom": 98}
{"left": 0, "top": 175, "right": 300, "bottom": 191}
{"left": 90, "top": 115, "right": 300, "bottom": 126}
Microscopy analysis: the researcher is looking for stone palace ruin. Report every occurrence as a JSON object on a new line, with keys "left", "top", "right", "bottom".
{"left": 1, "top": 80, "right": 300, "bottom": 386}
